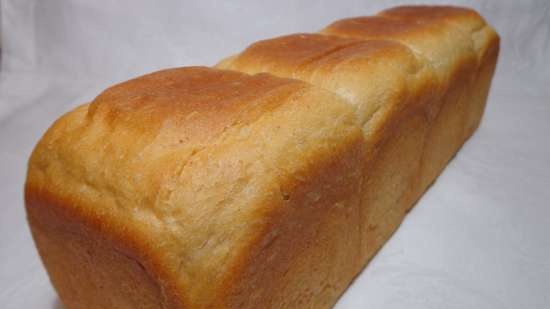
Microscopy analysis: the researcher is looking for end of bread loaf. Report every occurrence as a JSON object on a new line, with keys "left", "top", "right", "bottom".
{"left": 26, "top": 66, "right": 367, "bottom": 308}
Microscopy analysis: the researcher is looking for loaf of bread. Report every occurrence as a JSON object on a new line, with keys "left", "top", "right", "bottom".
{"left": 25, "top": 5, "right": 499, "bottom": 309}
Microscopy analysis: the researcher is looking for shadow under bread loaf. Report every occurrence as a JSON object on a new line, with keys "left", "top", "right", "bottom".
{"left": 25, "top": 5, "right": 499, "bottom": 309}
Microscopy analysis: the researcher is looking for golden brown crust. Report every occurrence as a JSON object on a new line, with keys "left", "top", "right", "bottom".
{"left": 322, "top": 5, "right": 488, "bottom": 83}
{"left": 215, "top": 30, "right": 440, "bottom": 269}
{"left": 216, "top": 33, "right": 437, "bottom": 132}
{"left": 25, "top": 5, "right": 499, "bottom": 309}
{"left": 26, "top": 66, "right": 363, "bottom": 308}
{"left": 323, "top": 4, "right": 499, "bottom": 192}
{"left": 88, "top": 67, "right": 308, "bottom": 146}
{"left": 380, "top": 5, "right": 483, "bottom": 21}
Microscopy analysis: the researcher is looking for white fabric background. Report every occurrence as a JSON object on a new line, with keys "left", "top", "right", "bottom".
{"left": 1, "top": 0, "right": 549, "bottom": 308}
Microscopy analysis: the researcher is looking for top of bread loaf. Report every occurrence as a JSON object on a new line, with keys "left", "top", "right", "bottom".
{"left": 26, "top": 66, "right": 363, "bottom": 307}
{"left": 217, "top": 33, "right": 436, "bottom": 129}
{"left": 323, "top": 5, "right": 498, "bottom": 83}
{"left": 218, "top": 5, "right": 498, "bottom": 141}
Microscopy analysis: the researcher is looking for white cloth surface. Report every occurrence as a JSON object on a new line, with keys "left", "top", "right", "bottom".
{"left": 0, "top": 0, "right": 549, "bottom": 308}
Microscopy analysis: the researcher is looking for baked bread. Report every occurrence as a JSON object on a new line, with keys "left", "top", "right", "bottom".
{"left": 217, "top": 5, "right": 499, "bottom": 265}
{"left": 321, "top": 5, "right": 500, "bottom": 190}
{"left": 25, "top": 5, "right": 499, "bottom": 309}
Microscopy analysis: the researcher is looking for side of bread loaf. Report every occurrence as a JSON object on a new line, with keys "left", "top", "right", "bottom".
{"left": 322, "top": 5, "right": 500, "bottom": 190}
{"left": 217, "top": 32, "right": 438, "bottom": 267}
{"left": 218, "top": 4, "right": 499, "bottom": 269}
{"left": 25, "top": 6, "right": 499, "bottom": 309}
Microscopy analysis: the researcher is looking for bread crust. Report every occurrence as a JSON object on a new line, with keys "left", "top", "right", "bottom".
{"left": 26, "top": 67, "right": 364, "bottom": 308}
{"left": 322, "top": 6, "right": 500, "bottom": 191}
{"left": 26, "top": 6, "right": 499, "bottom": 309}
